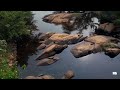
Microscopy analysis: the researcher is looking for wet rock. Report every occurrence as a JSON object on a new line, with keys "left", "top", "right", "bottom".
{"left": 98, "top": 23, "right": 115, "bottom": 33}
{"left": 35, "top": 77, "right": 43, "bottom": 79}
{"left": 62, "top": 70, "right": 74, "bottom": 79}
{"left": 44, "top": 33, "right": 86, "bottom": 45}
{"left": 25, "top": 76, "right": 37, "bottom": 79}
{"left": 95, "top": 23, "right": 120, "bottom": 36}
{"left": 37, "top": 56, "right": 59, "bottom": 66}
{"left": 85, "top": 35, "right": 117, "bottom": 45}
{"left": 38, "top": 32, "right": 55, "bottom": 41}
{"left": 43, "top": 13, "right": 73, "bottom": 25}
{"left": 71, "top": 42, "right": 101, "bottom": 58}
{"left": 37, "top": 43, "right": 46, "bottom": 50}
{"left": 40, "top": 75, "right": 55, "bottom": 79}
{"left": 25, "top": 75, "right": 55, "bottom": 79}
{"left": 36, "top": 44, "right": 68, "bottom": 60}
{"left": 71, "top": 35, "right": 120, "bottom": 58}
{"left": 48, "top": 56, "right": 60, "bottom": 60}
{"left": 104, "top": 48, "right": 120, "bottom": 58}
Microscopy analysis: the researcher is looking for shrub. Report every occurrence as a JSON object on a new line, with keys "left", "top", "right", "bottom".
{"left": 0, "top": 40, "right": 18, "bottom": 79}
{"left": 0, "top": 11, "right": 34, "bottom": 41}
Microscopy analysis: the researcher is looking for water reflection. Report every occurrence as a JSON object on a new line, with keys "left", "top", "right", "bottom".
{"left": 16, "top": 35, "right": 39, "bottom": 67}
{"left": 43, "top": 11, "right": 99, "bottom": 34}
{"left": 17, "top": 11, "right": 120, "bottom": 79}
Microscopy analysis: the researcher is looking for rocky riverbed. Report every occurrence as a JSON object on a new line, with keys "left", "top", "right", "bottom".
{"left": 18, "top": 11, "right": 120, "bottom": 79}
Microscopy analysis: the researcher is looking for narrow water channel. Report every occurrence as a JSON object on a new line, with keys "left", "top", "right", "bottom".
{"left": 18, "top": 11, "right": 120, "bottom": 79}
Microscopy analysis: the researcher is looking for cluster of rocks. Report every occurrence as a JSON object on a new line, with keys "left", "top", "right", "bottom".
{"left": 36, "top": 32, "right": 86, "bottom": 66}
{"left": 71, "top": 35, "right": 120, "bottom": 58}
{"left": 25, "top": 70, "right": 74, "bottom": 79}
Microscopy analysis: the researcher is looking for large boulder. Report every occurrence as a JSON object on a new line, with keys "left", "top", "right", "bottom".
{"left": 42, "top": 13, "right": 74, "bottom": 25}
{"left": 36, "top": 44, "right": 68, "bottom": 60}
{"left": 85, "top": 35, "right": 117, "bottom": 45}
{"left": 95, "top": 23, "right": 118, "bottom": 35}
{"left": 71, "top": 42, "right": 101, "bottom": 58}
{"left": 44, "top": 33, "right": 87, "bottom": 45}
{"left": 98, "top": 23, "right": 115, "bottom": 33}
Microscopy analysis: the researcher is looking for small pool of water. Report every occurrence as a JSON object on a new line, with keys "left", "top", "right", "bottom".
{"left": 18, "top": 11, "right": 120, "bottom": 79}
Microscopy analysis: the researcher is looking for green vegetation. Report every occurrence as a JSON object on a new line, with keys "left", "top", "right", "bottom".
{"left": 102, "top": 42, "right": 119, "bottom": 50}
{"left": 21, "top": 64, "right": 27, "bottom": 70}
{"left": 0, "top": 40, "right": 18, "bottom": 79}
{"left": 94, "top": 11, "right": 120, "bottom": 25}
{"left": 0, "top": 11, "right": 34, "bottom": 41}
{"left": 0, "top": 11, "right": 35, "bottom": 79}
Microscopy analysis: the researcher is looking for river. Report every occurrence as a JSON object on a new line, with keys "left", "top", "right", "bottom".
{"left": 18, "top": 11, "right": 120, "bottom": 79}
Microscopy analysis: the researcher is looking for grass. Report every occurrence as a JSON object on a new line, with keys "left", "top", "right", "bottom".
{"left": 0, "top": 57, "right": 18, "bottom": 79}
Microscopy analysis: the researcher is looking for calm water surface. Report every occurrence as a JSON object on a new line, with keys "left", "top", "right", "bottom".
{"left": 18, "top": 11, "right": 120, "bottom": 79}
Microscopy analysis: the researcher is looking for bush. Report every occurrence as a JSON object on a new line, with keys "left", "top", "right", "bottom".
{"left": 0, "top": 11, "right": 34, "bottom": 41}
{"left": 0, "top": 40, "right": 18, "bottom": 79}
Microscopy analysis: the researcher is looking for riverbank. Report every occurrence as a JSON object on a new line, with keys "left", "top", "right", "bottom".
{"left": 0, "top": 41, "right": 18, "bottom": 79}
{"left": 0, "top": 11, "right": 37, "bottom": 79}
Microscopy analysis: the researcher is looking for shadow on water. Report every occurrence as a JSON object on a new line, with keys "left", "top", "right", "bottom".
{"left": 17, "top": 11, "right": 120, "bottom": 79}
{"left": 16, "top": 35, "right": 40, "bottom": 67}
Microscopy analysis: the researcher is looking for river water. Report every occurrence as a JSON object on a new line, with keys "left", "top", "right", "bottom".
{"left": 18, "top": 11, "right": 120, "bottom": 79}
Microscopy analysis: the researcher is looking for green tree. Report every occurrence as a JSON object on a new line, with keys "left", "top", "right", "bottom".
{"left": 0, "top": 11, "right": 34, "bottom": 41}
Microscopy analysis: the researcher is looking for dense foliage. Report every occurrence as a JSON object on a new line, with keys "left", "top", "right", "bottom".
{"left": 0, "top": 11, "right": 34, "bottom": 41}
{"left": 0, "top": 11, "right": 34, "bottom": 79}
